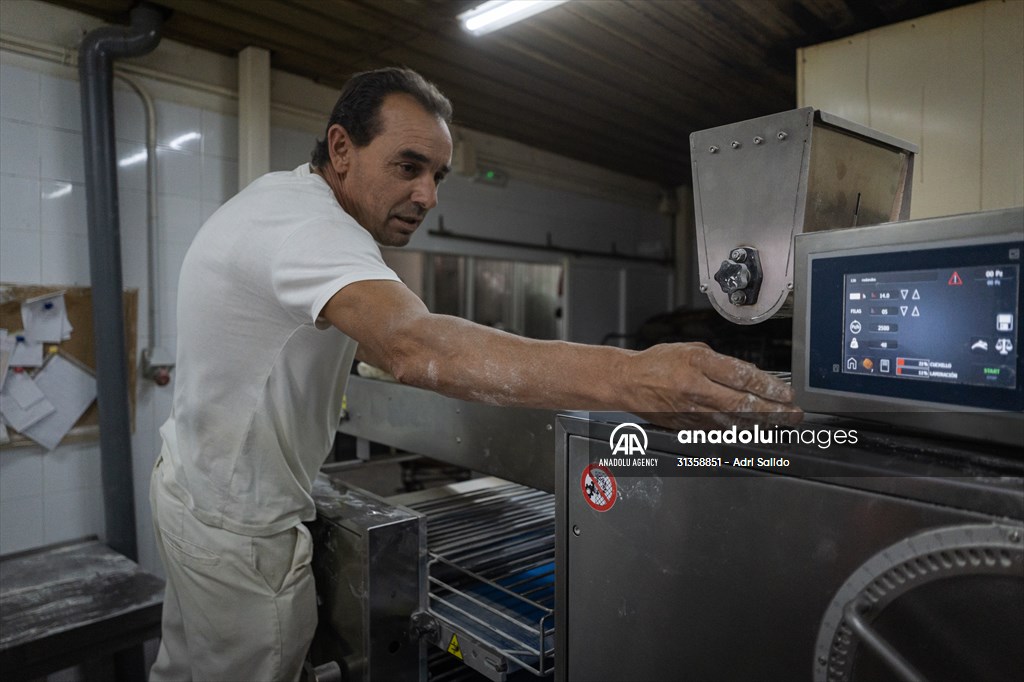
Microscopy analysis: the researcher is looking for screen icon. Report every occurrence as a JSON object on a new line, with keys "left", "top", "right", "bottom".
{"left": 847, "top": 357, "right": 857, "bottom": 370}
{"left": 997, "top": 313, "right": 1014, "bottom": 332}
{"left": 850, "top": 320, "right": 862, "bottom": 334}
{"left": 995, "top": 338, "right": 1013, "bottom": 356}
{"left": 970, "top": 338, "right": 989, "bottom": 353}
{"left": 880, "top": 358, "right": 890, "bottom": 373}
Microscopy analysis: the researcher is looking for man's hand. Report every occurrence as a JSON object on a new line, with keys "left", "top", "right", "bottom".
{"left": 623, "top": 342, "right": 800, "bottom": 429}
{"left": 626, "top": 342, "right": 795, "bottom": 411}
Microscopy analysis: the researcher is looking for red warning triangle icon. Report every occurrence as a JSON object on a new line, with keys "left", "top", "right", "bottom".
{"left": 948, "top": 271, "right": 963, "bottom": 286}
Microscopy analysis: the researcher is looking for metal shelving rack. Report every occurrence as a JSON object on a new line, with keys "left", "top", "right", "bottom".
{"left": 407, "top": 483, "right": 556, "bottom": 680}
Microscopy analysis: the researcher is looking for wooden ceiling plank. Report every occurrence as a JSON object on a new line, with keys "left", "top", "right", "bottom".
{"left": 566, "top": 1, "right": 790, "bottom": 124}
{"left": 275, "top": 0, "right": 691, "bottom": 140}
{"left": 423, "top": 9, "right": 758, "bottom": 137}
{"left": 367, "top": 45, "right": 689, "bottom": 159}
{"left": 326, "top": 66, "right": 685, "bottom": 181}
{"left": 288, "top": 0, "right": 716, "bottom": 138}
{"left": 274, "top": 19, "right": 694, "bottom": 153}
{"left": 187, "top": 2, "right": 705, "bottom": 182}
{"left": 222, "top": 0, "right": 745, "bottom": 153}
{"left": 287, "top": 0, "right": 441, "bottom": 39}
{"left": 612, "top": 1, "right": 794, "bottom": 95}
{"left": 43, "top": 0, "right": 133, "bottom": 23}
{"left": 158, "top": 0, "right": 366, "bottom": 61}
{"left": 271, "top": 0, "right": 432, "bottom": 55}
{"left": 482, "top": 23, "right": 740, "bottom": 128}
{"left": 647, "top": 1, "right": 803, "bottom": 78}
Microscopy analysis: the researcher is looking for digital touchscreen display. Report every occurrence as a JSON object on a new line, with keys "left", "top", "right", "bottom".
{"left": 842, "top": 264, "right": 1018, "bottom": 389}
{"left": 803, "top": 213, "right": 1023, "bottom": 419}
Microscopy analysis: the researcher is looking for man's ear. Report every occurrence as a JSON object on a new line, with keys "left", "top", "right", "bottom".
{"left": 327, "top": 124, "right": 351, "bottom": 175}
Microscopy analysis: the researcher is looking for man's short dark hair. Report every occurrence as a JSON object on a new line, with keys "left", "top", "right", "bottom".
{"left": 310, "top": 67, "right": 453, "bottom": 168}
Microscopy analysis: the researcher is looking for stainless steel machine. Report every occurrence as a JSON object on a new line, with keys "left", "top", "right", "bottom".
{"left": 554, "top": 413, "right": 1024, "bottom": 681}
{"left": 691, "top": 108, "right": 916, "bottom": 325}
{"left": 555, "top": 110, "right": 1022, "bottom": 680}
{"left": 308, "top": 378, "right": 561, "bottom": 682}
{"left": 308, "top": 109, "right": 1023, "bottom": 682}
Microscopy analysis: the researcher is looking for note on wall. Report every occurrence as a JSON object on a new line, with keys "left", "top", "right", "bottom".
{"left": 21, "top": 291, "right": 72, "bottom": 342}
{"left": 0, "top": 370, "right": 56, "bottom": 432}
{"left": 0, "top": 284, "right": 138, "bottom": 449}
{"left": 19, "top": 354, "right": 97, "bottom": 451}
{"left": 8, "top": 333, "right": 43, "bottom": 368}
{"left": 0, "top": 330, "right": 11, "bottom": 391}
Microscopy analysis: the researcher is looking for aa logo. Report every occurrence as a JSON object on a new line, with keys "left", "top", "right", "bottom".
{"left": 609, "top": 422, "right": 648, "bottom": 456}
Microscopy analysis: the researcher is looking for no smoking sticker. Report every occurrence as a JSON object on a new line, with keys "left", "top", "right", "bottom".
{"left": 581, "top": 464, "right": 617, "bottom": 512}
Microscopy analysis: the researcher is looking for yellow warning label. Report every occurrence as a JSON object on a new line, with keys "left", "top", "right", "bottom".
{"left": 447, "top": 633, "right": 463, "bottom": 659}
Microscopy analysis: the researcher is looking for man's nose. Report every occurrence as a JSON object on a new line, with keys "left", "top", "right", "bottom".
{"left": 412, "top": 176, "right": 438, "bottom": 211}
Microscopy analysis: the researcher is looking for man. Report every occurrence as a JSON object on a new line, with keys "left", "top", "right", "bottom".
{"left": 150, "top": 67, "right": 797, "bottom": 681}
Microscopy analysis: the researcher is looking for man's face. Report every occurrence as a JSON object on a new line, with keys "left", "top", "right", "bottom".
{"left": 336, "top": 94, "right": 453, "bottom": 247}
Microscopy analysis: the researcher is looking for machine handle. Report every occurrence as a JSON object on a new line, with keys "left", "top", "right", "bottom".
{"left": 842, "top": 601, "right": 927, "bottom": 682}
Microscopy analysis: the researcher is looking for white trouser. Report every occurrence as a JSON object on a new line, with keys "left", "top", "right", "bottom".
{"left": 148, "top": 454, "right": 317, "bottom": 682}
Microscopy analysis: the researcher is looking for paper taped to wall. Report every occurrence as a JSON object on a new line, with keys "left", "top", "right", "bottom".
{"left": 0, "top": 370, "right": 56, "bottom": 432}
{"left": 8, "top": 333, "right": 43, "bottom": 368}
{"left": 0, "top": 329, "right": 11, "bottom": 392}
{"left": 19, "top": 354, "right": 97, "bottom": 451}
{"left": 21, "top": 291, "right": 72, "bottom": 342}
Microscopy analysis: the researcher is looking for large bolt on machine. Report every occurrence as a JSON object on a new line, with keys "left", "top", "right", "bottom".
{"left": 305, "top": 108, "right": 1023, "bottom": 682}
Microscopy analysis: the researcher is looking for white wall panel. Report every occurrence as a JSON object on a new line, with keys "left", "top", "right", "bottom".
{"left": 0, "top": 118, "right": 38, "bottom": 176}
{"left": 919, "top": 8, "right": 984, "bottom": 216}
{"left": 0, "top": 228, "right": 41, "bottom": 284}
{"left": 798, "top": 35, "right": 869, "bottom": 126}
{"left": 2, "top": 175, "right": 40, "bottom": 233}
{"left": 798, "top": 0, "right": 1023, "bottom": 219}
{"left": 0, "top": 495, "right": 44, "bottom": 554}
{"left": 982, "top": 0, "right": 1024, "bottom": 210}
{"left": 0, "top": 63, "right": 39, "bottom": 122}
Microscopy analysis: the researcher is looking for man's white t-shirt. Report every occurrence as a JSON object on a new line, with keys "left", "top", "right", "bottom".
{"left": 159, "top": 164, "right": 400, "bottom": 536}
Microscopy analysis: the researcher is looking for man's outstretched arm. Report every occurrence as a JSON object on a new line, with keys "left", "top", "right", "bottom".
{"left": 324, "top": 279, "right": 797, "bottom": 416}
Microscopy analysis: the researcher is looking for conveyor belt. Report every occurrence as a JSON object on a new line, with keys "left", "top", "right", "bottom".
{"left": 405, "top": 483, "right": 555, "bottom": 678}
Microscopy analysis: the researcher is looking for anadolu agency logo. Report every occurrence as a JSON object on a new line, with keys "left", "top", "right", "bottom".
{"left": 609, "top": 422, "right": 648, "bottom": 456}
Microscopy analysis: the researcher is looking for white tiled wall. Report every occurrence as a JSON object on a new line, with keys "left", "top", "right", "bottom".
{"left": 0, "top": 58, "right": 242, "bottom": 572}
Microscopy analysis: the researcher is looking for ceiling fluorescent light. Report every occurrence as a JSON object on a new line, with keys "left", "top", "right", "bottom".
{"left": 459, "top": 0, "right": 570, "bottom": 36}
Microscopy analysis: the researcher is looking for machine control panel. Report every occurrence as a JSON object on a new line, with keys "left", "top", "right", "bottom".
{"left": 794, "top": 208, "right": 1024, "bottom": 436}
{"left": 841, "top": 262, "right": 1018, "bottom": 389}
{"left": 806, "top": 238, "right": 1022, "bottom": 411}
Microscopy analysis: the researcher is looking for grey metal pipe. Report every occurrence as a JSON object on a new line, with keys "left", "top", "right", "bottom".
{"left": 79, "top": 2, "right": 163, "bottom": 562}
{"left": 113, "top": 73, "right": 158, "bottom": 346}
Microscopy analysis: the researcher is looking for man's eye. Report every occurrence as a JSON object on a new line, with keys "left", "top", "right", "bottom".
{"left": 399, "top": 163, "right": 416, "bottom": 174}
